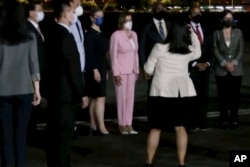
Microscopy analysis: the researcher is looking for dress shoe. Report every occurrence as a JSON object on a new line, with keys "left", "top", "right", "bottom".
{"left": 143, "top": 163, "right": 153, "bottom": 167}
{"left": 127, "top": 126, "right": 138, "bottom": 134}
{"left": 97, "top": 129, "right": 110, "bottom": 136}
{"left": 89, "top": 128, "right": 98, "bottom": 136}
{"left": 119, "top": 126, "right": 129, "bottom": 135}
{"left": 230, "top": 122, "right": 239, "bottom": 129}
{"left": 221, "top": 122, "right": 229, "bottom": 129}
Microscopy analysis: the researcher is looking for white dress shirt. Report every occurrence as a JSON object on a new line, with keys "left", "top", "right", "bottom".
{"left": 28, "top": 19, "right": 44, "bottom": 41}
{"left": 153, "top": 18, "right": 167, "bottom": 39}
{"left": 190, "top": 21, "right": 210, "bottom": 67}
{"left": 144, "top": 31, "right": 201, "bottom": 98}
{"left": 70, "top": 19, "right": 85, "bottom": 72}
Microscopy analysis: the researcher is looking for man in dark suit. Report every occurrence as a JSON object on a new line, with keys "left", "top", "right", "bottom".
{"left": 188, "top": 6, "right": 213, "bottom": 131}
{"left": 46, "top": 1, "right": 89, "bottom": 166}
{"left": 139, "top": 2, "right": 171, "bottom": 117}
{"left": 24, "top": 0, "right": 47, "bottom": 134}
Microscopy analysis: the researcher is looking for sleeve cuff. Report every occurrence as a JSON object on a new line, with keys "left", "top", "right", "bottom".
{"left": 232, "top": 60, "right": 238, "bottom": 66}
{"left": 192, "top": 61, "right": 197, "bottom": 67}
{"left": 220, "top": 60, "right": 227, "bottom": 67}
{"left": 31, "top": 74, "right": 40, "bottom": 81}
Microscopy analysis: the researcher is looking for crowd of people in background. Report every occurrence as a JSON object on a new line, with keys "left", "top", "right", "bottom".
{"left": 0, "top": 0, "right": 244, "bottom": 167}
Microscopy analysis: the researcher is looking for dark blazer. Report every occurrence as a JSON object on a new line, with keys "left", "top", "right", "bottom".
{"left": 189, "top": 24, "right": 213, "bottom": 73}
{"left": 139, "top": 19, "right": 171, "bottom": 67}
{"left": 26, "top": 20, "right": 45, "bottom": 74}
{"left": 47, "top": 24, "right": 86, "bottom": 103}
{"left": 213, "top": 28, "right": 244, "bottom": 76}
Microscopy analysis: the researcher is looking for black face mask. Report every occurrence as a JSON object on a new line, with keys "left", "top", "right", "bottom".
{"left": 153, "top": 11, "right": 165, "bottom": 20}
{"left": 223, "top": 20, "right": 234, "bottom": 28}
{"left": 192, "top": 15, "right": 201, "bottom": 24}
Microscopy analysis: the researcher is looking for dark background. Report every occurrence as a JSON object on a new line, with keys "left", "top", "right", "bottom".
{"left": 40, "top": 12, "right": 250, "bottom": 42}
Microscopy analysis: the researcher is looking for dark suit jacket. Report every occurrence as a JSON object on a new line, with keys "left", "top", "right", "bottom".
{"left": 189, "top": 24, "right": 213, "bottom": 74}
{"left": 26, "top": 20, "right": 45, "bottom": 75}
{"left": 213, "top": 28, "right": 244, "bottom": 76}
{"left": 139, "top": 19, "right": 171, "bottom": 67}
{"left": 47, "top": 24, "right": 86, "bottom": 103}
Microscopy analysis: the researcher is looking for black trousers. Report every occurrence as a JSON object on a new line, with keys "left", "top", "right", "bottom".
{"left": 0, "top": 94, "right": 33, "bottom": 167}
{"left": 46, "top": 102, "right": 78, "bottom": 167}
{"left": 190, "top": 70, "right": 210, "bottom": 128}
{"left": 215, "top": 73, "right": 242, "bottom": 123}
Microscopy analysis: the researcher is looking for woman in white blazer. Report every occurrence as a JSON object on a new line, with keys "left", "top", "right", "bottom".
{"left": 143, "top": 20, "right": 201, "bottom": 167}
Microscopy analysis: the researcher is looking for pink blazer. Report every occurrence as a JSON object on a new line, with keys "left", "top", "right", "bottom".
{"left": 110, "top": 30, "right": 139, "bottom": 76}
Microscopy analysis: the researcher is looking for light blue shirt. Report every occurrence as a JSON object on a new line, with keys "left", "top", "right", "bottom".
{"left": 70, "top": 19, "right": 85, "bottom": 72}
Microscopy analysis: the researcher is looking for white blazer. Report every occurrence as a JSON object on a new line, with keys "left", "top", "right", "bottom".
{"left": 144, "top": 31, "right": 201, "bottom": 98}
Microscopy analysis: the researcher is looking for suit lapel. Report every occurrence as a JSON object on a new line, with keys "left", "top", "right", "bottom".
{"left": 151, "top": 21, "right": 163, "bottom": 42}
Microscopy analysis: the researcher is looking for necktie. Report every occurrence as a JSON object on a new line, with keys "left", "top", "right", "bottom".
{"left": 37, "top": 26, "right": 44, "bottom": 41}
{"left": 76, "top": 22, "right": 83, "bottom": 42}
{"left": 195, "top": 25, "right": 203, "bottom": 44}
{"left": 159, "top": 22, "right": 165, "bottom": 40}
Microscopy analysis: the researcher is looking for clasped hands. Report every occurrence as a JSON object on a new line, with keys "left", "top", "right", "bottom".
{"left": 195, "top": 63, "right": 209, "bottom": 71}
{"left": 225, "top": 61, "right": 235, "bottom": 72}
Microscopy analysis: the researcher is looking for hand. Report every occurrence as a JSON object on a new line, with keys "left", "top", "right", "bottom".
{"left": 81, "top": 96, "right": 89, "bottom": 109}
{"left": 196, "top": 63, "right": 206, "bottom": 71}
{"left": 114, "top": 76, "right": 122, "bottom": 86}
{"left": 143, "top": 71, "right": 151, "bottom": 80}
{"left": 94, "top": 69, "right": 101, "bottom": 83}
{"left": 32, "top": 91, "right": 41, "bottom": 106}
{"left": 225, "top": 62, "right": 235, "bottom": 72}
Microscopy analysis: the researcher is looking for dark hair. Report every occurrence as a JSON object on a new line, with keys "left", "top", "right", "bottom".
{"left": 152, "top": 2, "right": 163, "bottom": 14}
{"left": 90, "top": 7, "right": 102, "bottom": 17}
{"left": 53, "top": 0, "right": 71, "bottom": 20}
{"left": 219, "top": 9, "right": 235, "bottom": 29}
{"left": 117, "top": 12, "right": 132, "bottom": 29}
{"left": 0, "top": 0, "right": 32, "bottom": 45}
{"left": 24, "top": 0, "right": 42, "bottom": 18}
{"left": 221, "top": 9, "right": 234, "bottom": 19}
{"left": 188, "top": 6, "right": 200, "bottom": 15}
{"left": 165, "top": 20, "right": 192, "bottom": 54}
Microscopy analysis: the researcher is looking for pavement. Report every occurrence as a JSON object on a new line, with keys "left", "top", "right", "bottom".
{"left": 11, "top": 44, "right": 250, "bottom": 167}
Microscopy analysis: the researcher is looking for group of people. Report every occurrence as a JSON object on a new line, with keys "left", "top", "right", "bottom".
{"left": 0, "top": 0, "right": 244, "bottom": 167}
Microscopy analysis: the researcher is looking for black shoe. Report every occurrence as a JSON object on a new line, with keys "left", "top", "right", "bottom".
{"left": 230, "top": 122, "right": 239, "bottom": 129}
{"left": 221, "top": 122, "right": 229, "bottom": 129}
{"left": 177, "top": 165, "right": 185, "bottom": 167}
{"left": 89, "top": 128, "right": 98, "bottom": 136}
{"left": 143, "top": 163, "right": 153, "bottom": 167}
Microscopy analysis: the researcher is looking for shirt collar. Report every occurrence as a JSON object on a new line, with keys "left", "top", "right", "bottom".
{"left": 58, "top": 23, "right": 71, "bottom": 33}
{"left": 153, "top": 18, "right": 165, "bottom": 24}
{"left": 190, "top": 21, "right": 201, "bottom": 28}
{"left": 28, "top": 19, "right": 39, "bottom": 29}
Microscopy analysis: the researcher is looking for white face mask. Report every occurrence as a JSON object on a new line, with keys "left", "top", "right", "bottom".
{"left": 36, "top": 11, "right": 44, "bottom": 22}
{"left": 75, "top": 5, "right": 84, "bottom": 16}
{"left": 124, "top": 21, "right": 133, "bottom": 30}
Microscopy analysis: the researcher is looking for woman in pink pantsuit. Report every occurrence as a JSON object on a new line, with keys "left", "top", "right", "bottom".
{"left": 110, "top": 13, "right": 139, "bottom": 135}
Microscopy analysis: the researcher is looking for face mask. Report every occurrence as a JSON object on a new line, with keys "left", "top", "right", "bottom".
{"left": 153, "top": 11, "right": 165, "bottom": 20}
{"left": 95, "top": 17, "right": 104, "bottom": 26}
{"left": 223, "top": 19, "right": 234, "bottom": 28}
{"left": 192, "top": 15, "right": 201, "bottom": 24}
{"left": 75, "top": 5, "right": 84, "bottom": 16}
{"left": 36, "top": 11, "right": 44, "bottom": 22}
{"left": 124, "top": 21, "right": 133, "bottom": 30}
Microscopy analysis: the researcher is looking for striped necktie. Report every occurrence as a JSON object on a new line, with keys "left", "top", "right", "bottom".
{"left": 159, "top": 22, "right": 165, "bottom": 40}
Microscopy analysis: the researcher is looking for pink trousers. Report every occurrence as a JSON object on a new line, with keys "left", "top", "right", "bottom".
{"left": 115, "top": 74, "right": 136, "bottom": 126}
